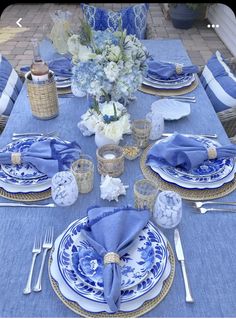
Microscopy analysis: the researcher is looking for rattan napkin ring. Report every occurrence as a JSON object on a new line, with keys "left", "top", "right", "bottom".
{"left": 207, "top": 146, "right": 217, "bottom": 160}
{"left": 175, "top": 63, "right": 183, "bottom": 74}
{"left": 11, "top": 152, "right": 21, "bottom": 165}
{"left": 104, "top": 252, "right": 121, "bottom": 265}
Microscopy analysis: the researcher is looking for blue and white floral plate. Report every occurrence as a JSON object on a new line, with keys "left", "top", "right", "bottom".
{"left": 149, "top": 135, "right": 236, "bottom": 189}
{"left": 142, "top": 74, "right": 195, "bottom": 90}
{"left": 0, "top": 136, "right": 53, "bottom": 193}
{"left": 146, "top": 73, "right": 194, "bottom": 86}
{"left": 56, "top": 217, "right": 168, "bottom": 304}
{"left": 50, "top": 218, "right": 171, "bottom": 313}
{"left": 0, "top": 137, "right": 48, "bottom": 181}
{"left": 147, "top": 72, "right": 189, "bottom": 83}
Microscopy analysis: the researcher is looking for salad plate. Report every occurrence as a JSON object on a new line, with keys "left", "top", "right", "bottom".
{"left": 57, "top": 217, "right": 168, "bottom": 303}
{"left": 148, "top": 136, "right": 236, "bottom": 189}
{"left": 63, "top": 237, "right": 148, "bottom": 291}
{"left": 50, "top": 219, "right": 171, "bottom": 313}
{"left": 151, "top": 99, "right": 191, "bottom": 120}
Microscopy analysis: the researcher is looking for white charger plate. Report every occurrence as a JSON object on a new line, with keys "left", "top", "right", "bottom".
{"left": 151, "top": 99, "right": 191, "bottom": 120}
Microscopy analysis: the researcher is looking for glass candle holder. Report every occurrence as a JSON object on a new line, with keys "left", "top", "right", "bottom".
{"left": 71, "top": 154, "right": 94, "bottom": 194}
{"left": 51, "top": 171, "right": 78, "bottom": 207}
{"left": 146, "top": 111, "right": 164, "bottom": 140}
{"left": 96, "top": 144, "right": 124, "bottom": 177}
{"left": 131, "top": 119, "right": 151, "bottom": 149}
{"left": 134, "top": 179, "right": 158, "bottom": 212}
{"left": 153, "top": 190, "right": 182, "bottom": 229}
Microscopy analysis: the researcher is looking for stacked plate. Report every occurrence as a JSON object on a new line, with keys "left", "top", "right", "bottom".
{"left": 143, "top": 62, "right": 196, "bottom": 91}
{"left": 50, "top": 217, "right": 172, "bottom": 314}
{"left": 55, "top": 76, "right": 72, "bottom": 89}
{"left": 148, "top": 135, "right": 236, "bottom": 190}
{"left": 0, "top": 136, "right": 54, "bottom": 196}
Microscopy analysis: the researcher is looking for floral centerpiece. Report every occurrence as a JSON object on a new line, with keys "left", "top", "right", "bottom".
{"left": 78, "top": 100, "right": 131, "bottom": 147}
{"left": 67, "top": 21, "right": 149, "bottom": 104}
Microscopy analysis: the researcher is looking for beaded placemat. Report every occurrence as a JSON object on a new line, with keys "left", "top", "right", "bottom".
{"left": 0, "top": 187, "right": 51, "bottom": 201}
{"left": 48, "top": 241, "right": 175, "bottom": 318}
{"left": 140, "top": 144, "right": 236, "bottom": 201}
{"left": 139, "top": 77, "right": 198, "bottom": 96}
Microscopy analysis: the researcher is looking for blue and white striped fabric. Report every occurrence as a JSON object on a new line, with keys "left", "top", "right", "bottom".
{"left": 0, "top": 54, "right": 23, "bottom": 116}
{"left": 200, "top": 51, "right": 236, "bottom": 113}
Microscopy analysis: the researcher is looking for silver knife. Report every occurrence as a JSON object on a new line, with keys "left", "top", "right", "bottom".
{"left": 174, "top": 228, "right": 194, "bottom": 303}
{"left": 0, "top": 202, "right": 56, "bottom": 208}
{"left": 162, "top": 133, "right": 218, "bottom": 139}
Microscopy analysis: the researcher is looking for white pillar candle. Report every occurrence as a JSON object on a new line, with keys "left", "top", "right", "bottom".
{"left": 103, "top": 153, "right": 116, "bottom": 160}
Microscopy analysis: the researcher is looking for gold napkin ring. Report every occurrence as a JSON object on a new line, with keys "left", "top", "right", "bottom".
{"left": 11, "top": 152, "right": 21, "bottom": 165}
{"left": 207, "top": 146, "right": 217, "bottom": 160}
{"left": 104, "top": 252, "right": 120, "bottom": 266}
{"left": 175, "top": 63, "right": 183, "bottom": 74}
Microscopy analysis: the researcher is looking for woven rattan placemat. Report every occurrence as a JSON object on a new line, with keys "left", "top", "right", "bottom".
{"left": 0, "top": 187, "right": 51, "bottom": 201}
{"left": 139, "top": 77, "right": 198, "bottom": 96}
{"left": 140, "top": 144, "right": 236, "bottom": 201}
{"left": 48, "top": 241, "right": 175, "bottom": 318}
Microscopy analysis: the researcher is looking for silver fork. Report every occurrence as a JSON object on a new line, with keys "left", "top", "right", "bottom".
{"left": 33, "top": 227, "right": 54, "bottom": 292}
{"left": 194, "top": 201, "right": 236, "bottom": 208}
{"left": 12, "top": 131, "right": 58, "bottom": 140}
{"left": 23, "top": 236, "right": 41, "bottom": 294}
{"left": 195, "top": 207, "right": 236, "bottom": 214}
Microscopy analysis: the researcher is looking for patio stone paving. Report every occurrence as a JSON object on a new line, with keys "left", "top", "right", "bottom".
{"left": 0, "top": 2, "right": 233, "bottom": 71}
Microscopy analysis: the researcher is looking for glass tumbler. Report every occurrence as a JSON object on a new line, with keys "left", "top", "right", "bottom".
{"left": 131, "top": 119, "right": 151, "bottom": 149}
{"left": 51, "top": 171, "right": 79, "bottom": 206}
{"left": 134, "top": 179, "right": 158, "bottom": 212}
{"left": 71, "top": 154, "right": 94, "bottom": 193}
{"left": 153, "top": 190, "right": 182, "bottom": 229}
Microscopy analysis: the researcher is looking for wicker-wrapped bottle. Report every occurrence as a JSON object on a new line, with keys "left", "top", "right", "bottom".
{"left": 26, "top": 39, "right": 59, "bottom": 120}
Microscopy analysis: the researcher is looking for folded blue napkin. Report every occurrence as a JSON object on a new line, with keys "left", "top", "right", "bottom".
{"left": 147, "top": 60, "right": 200, "bottom": 80}
{"left": 81, "top": 206, "right": 150, "bottom": 313}
{"left": 20, "top": 38, "right": 73, "bottom": 78}
{"left": 0, "top": 138, "right": 81, "bottom": 177}
{"left": 146, "top": 133, "right": 236, "bottom": 171}
{"left": 20, "top": 57, "right": 73, "bottom": 78}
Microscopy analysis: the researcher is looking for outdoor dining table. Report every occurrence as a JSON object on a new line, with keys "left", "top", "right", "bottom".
{"left": 0, "top": 39, "right": 236, "bottom": 317}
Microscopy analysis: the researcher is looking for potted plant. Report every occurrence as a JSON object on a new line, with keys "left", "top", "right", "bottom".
{"left": 169, "top": 3, "right": 208, "bottom": 29}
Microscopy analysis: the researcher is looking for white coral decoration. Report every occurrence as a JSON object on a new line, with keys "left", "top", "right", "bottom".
{"left": 100, "top": 175, "right": 129, "bottom": 202}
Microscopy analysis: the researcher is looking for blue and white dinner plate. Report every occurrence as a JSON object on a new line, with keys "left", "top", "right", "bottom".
{"left": 149, "top": 135, "right": 236, "bottom": 189}
{"left": 142, "top": 74, "right": 195, "bottom": 90}
{"left": 0, "top": 137, "right": 49, "bottom": 180}
{"left": 56, "top": 217, "right": 168, "bottom": 304}
{"left": 146, "top": 73, "right": 194, "bottom": 86}
{"left": 50, "top": 218, "right": 171, "bottom": 313}
{"left": 0, "top": 136, "right": 55, "bottom": 193}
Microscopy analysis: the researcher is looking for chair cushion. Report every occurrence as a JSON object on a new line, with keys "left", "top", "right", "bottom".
{"left": 200, "top": 50, "right": 236, "bottom": 113}
{"left": 0, "top": 54, "right": 23, "bottom": 116}
{"left": 81, "top": 3, "right": 149, "bottom": 39}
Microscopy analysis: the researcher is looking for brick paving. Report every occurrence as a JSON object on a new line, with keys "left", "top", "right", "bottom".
{"left": 0, "top": 2, "right": 233, "bottom": 71}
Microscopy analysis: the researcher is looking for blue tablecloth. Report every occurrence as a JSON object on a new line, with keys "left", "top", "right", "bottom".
{"left": 0, "top": 39, "right": 235, "bottom": 317}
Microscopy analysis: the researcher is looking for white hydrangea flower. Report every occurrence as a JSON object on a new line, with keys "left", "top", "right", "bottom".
{"left": 99, "top": 101, "right": 124, "bottom": 118}
{"left": 104, "top": 62, "right": 120, "bottom": 82}
{"left": 106, "top": 45, "right": 121, "bottom": 62}
{"left": 77, "top": 43, "right": 94, "bottom": 62}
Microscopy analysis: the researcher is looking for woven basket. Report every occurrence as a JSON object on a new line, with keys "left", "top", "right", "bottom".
{"left": 96, "top": 144, "right": 124, "bottom": 177}
{"left": 26, "top": 71, "right": 59, "bottom": 120}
